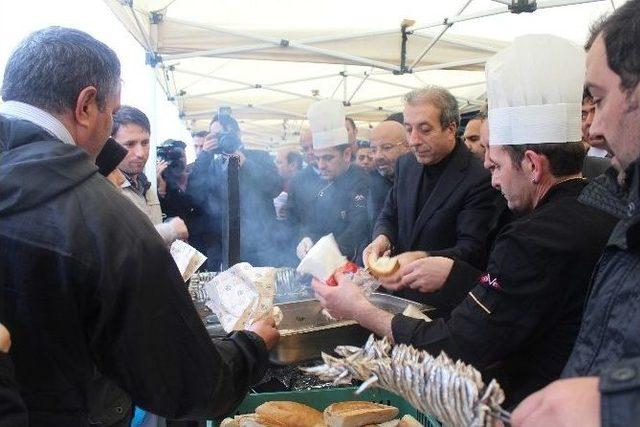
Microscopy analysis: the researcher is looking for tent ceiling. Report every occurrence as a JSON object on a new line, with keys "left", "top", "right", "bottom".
{"left": 105, "top": 0, "right": 618, "bottom": 148}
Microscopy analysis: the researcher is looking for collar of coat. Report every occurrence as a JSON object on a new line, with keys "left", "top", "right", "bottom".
{"left": 579, "top": 160, "right": 640, "bottom": 250}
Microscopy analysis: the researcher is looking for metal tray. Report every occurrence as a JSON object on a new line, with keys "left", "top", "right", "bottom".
{"left": 270, "top": 292, "right": 431, "bottom": 365}
{"left": 204, "top": 292, "right": 432, "bottom": 364}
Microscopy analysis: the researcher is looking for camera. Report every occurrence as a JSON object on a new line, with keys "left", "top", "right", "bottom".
{"left": 157, "top": 139, "right": 186, "bottom": 163}
{"left": 213, "top": 106, "right": 242, "bottom": 154}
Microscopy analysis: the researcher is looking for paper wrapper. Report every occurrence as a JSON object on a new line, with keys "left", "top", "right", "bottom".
{"left": 204, "top": 263, "right": 277, "bottom": 333}
{"left": 296, "top": 234, "right": 347, "bottom": 282}
{"left": 170, "top": 240, "right": 207, "bottom": 281}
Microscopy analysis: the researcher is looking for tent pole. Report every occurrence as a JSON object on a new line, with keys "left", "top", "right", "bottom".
{"left": 409, "top": 0, "right": 474, "bottom": 70}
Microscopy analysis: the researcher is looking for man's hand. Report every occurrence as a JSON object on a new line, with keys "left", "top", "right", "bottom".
{"left": 363, "top": 235, "right": 392, "bottom": 267}
{"left": 156, "top": 160, "right": 168, "bottom": 196}
{"left": 0, "top": 324, "right": 11, "bottom": 353}
{"left": 312, "top": 273, "right": 370, "bottom": 321}
{"left": 168, "top": 217, "right": 189, "bottom": 240}
{"left": 399, "top": 256, "right": 454, "bottom": 293}
{"left": 296, "top": 237, "right": 314, "bottom": 260}
{"left": 248, "top": 315, "right": 280, "bottom": 351}
{"left": 511, "top": 377, "right": 600, "bottom": 427}
{"left": 203, "top": 132, "right": 219, "bottom": 152}
{"left": 378, "top": 251, "right": 426, "bottom": 292}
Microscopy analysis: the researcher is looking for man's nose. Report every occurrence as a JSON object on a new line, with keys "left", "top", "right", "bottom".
{"left": 408, "top": 129, "right": 421, "bottom": 146}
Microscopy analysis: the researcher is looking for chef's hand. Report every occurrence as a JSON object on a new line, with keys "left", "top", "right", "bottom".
{"left": 363, "top": 235, "right": 392, "bottom": 267}
{"left": 377, "top": 251, "right": 427, "bottom": 291}
{"left": 511, "top": 377, "right": 600, "bottom": 427}
{"left": 296, "top": 237, "right": 314, "bottom": 260}
{"left": 248, "top": 315, "right": 280, "bottom": 351}
{"left": 400, "top": 256, "right": 453, "bottom": 293}
{"left": 312, "top": 272, "right": 371, "bottom": 321}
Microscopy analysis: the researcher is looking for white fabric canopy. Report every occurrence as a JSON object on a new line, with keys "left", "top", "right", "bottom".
{"left": 104, "top": 0, "right": 620, "bottom": 148}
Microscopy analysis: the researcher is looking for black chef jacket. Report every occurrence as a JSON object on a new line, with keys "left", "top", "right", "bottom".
{"left": 391, "top": 179, "right": 616, "bottom": 407}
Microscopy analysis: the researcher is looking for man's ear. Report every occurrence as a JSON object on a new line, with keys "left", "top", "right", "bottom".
{"left": 74, "top": 86, "right": 99, "bottom": 129}
{"left": 343, "top": 146, "right": 352, "bottom": 162}
{"left": 523, "top": 150, "right": 545, "bottom": 183}
{"left": 446, "top": 123, "right": 457, "bottom": 141}
{"left": 625, "top": 85, "right": 640, "bottom": 113}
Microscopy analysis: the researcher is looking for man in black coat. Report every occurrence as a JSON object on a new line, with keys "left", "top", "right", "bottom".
{"left": 315, "top": 34, "right": 616, "bottom": 408}
{"left": 0, "top": 27, "right": 278, "bottom": 426}
{"left": 366, "top": 86, "right": 497, "bottom": 313}
{"left": 186, "top": 114, "right": 282, "bottom": 268}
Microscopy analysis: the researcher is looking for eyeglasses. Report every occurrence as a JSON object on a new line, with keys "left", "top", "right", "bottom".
{"left": 369, "top": 142, "right": 405, "bottom": 155}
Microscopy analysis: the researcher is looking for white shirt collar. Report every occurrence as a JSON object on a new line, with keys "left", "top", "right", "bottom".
{"left": 0, "top": 101, "right": 76, "bottom": 146}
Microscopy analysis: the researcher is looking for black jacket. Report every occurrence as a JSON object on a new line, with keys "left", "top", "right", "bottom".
{"left": 368, "top": 170, "right": 393, "bottom": 225}
{"left": 374, "top": 143, "right": 497, "bottom": 311}
{"left": 583, "top": 155, "right": 611, "bottom": 180}
{"left": 0, "top": 354, "right": 27, "bottom": 427}
{"left": 563, "top": 163, "right": 640, "bottom": 427}
{"left": 186, "top": 149, "right": 282, "bottom": 267}
{"left": 392, "top": 179, "right": 616, "bottom": 407}
{"left": 0, "top": 116, "right": 268, "bottom": 425}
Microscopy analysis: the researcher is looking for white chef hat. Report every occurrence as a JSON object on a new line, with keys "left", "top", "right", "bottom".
{"left": 307, "top": 99, "right": 349, "bottom": 150}
{"left": 486, "top": 34, "right": 585, "bottom": 146}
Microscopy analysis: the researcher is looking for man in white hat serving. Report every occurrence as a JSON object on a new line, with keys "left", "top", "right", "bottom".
{"left": 313, "top": 34, "right": 616, "bottom": 407}
{"left": 294, "top": 100, "right": 370, "bottom": 263}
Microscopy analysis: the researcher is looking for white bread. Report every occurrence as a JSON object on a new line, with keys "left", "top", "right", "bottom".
{"left": 255, "top": 401, "right": 324, "bottom": 427}
{"left": 397, "top": 414, "right": 422, "bottom": 427}
{"left": 220, "top": 418, "right": 240, "bottom": 427}
{"left": 366, "top": 252, "right": 399, "bottom": 278}
{"left": 235, "top": 413, "right": 286, "bottom": 427}
{"left": 324, "top": 401, "right": 399, "bottom": 427}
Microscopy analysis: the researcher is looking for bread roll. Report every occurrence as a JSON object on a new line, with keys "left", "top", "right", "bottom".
{"left": 220, "top": 418, "right": 240, "bottom": 427}
{"left": 324, "top": 401, "right": 399, "bottom": 427}
{"left": 256, "top": 401, "right": 324, "bottom": 427}
{"left": 366, "top": 252, "right": 399, "bottom": 278}
{"left": 397, "top": 414, "right": 422, "bottom": 427}
{"left": 235, "top": 413, "right": 285, "bottom": 427}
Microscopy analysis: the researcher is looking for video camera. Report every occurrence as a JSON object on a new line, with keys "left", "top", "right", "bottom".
{"left": 156, "top": 139, "right": 187, "bottom": 164}
{"left": 213, "top": 106, "right": 242, "bottom": 154}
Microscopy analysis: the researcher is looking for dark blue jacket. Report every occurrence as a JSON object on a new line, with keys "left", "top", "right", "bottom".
{"left": 563, "top": 163, "right": 640, "bottom": 427}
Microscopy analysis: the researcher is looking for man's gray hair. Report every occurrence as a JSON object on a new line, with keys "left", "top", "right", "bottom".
{"left": 2, "top": 26, "right": 121, "bottom": 114}
{"left": 403, "top": 86, "right": 460, "bottom": 129}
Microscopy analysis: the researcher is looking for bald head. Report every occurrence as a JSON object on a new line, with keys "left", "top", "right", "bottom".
{"left": 299, "top": 129, "right": 315, "bottom": 166}
{"left": 370, "top": 120, "right": 409, "bottom": 177}
{"left": 276, "top": 147, "right": 303, "bottom": 180}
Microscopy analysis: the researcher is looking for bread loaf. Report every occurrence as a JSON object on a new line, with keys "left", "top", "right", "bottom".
{"left": 255, "top": 401, "right": 324, "bottom": 427}
{"left": 397, "top": 414, "right": 422, "bottom": 427}
{"left": 324, "top": 401, "right": 399, "bottom": 427}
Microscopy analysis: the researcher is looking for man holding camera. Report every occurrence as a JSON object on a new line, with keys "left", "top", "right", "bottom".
{"left": 187, "top": 109, "right": 282, "bottom": 269}
{"left": 112, "top": 106, "right": 189, "bottom": 246}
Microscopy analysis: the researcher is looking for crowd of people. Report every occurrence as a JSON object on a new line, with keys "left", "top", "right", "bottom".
{"left": 0, "top": 0, "right": 639, "bottom": 426}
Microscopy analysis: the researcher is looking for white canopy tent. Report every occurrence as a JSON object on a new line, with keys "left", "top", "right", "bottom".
{"left": 104, "top": 0, "right": 619, "bottom": 148}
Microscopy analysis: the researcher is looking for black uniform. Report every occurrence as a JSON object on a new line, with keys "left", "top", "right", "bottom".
{"left": 299, "top": 166, "right": 370, "bottom": 263}
{"left": 391, "top": 179, "right": 616, "bottom": 407}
